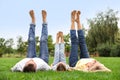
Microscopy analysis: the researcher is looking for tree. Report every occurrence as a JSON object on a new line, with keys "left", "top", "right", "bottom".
{"left": 0, "top": 38, "right": 6, "bottom": 57}
{"left": 5, "top": 38, "right": 14, "bottom": 48}
{"left": 47, "top": 35, "right": 54, "bottom": 56}
{"left": 4, "top": 38, "right": 14, "bottom": 54}
{"left": 115, "top": 29, "right": 120, "bottom": 44}
{"left": 64, "top": 34, "right": 70, "bottom": 56}
{"left": 17, "top": 36, "right": 26, "bottom": 56}
{"left": 86, "top": 9, "right": 119, "bottom": 56}
{"left": 0, "top": 38, "right": 15, "bottom": 57}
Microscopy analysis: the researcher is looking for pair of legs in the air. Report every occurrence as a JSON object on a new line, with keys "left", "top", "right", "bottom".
{"left": 53, "top": 31, "right": 65, "bottom": 65}
{"left": 11, "top": 10, "right": 51, "bottom": 72}
{"left": 69, "top": 10, "right": 111, "bottom": 72}
{"left": 25, "top": 10, "right": 49, "bottom": 68}
{"left": 52, "top": 32, "right": 68, "bottom": 71}
{"left": 69, "top": 10, "right": 90, "bottom": 67}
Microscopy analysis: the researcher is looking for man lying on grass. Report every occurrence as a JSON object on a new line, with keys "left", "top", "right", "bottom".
{"left": 69, "top": 10, "right": 111, "bottom": 72}
{"left": 11, "top": 10, "right": 51, "bottom": 72}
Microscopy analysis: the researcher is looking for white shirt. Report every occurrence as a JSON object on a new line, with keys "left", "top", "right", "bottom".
{"left": 11, "top": 58, "right": 51, "bottom": 72}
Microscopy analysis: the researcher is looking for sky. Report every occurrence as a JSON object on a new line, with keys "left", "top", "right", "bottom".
{"left": 0, "top": 0, "right": 120, "bottom": 48}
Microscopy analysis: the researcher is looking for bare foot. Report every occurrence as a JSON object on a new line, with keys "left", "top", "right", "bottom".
{"left": 29, "top": 10, "right": 35, "bottom": 24}
{"left": 42, "top": 10, "right": 47, "bottom": 23}
{"left": 59, "top": 31, "right": 63, "bottom": 37}
{"left": 71, "top": 10, "right": 76, "bottom": 23}
{"left": 59, "top": 31, "right": 64, "bottom": 43}
{"left": 75, "top": 11, "right": 81, "bottom": 24}
{"left": 76, "top": 11, "right": 82, "bottom": 30}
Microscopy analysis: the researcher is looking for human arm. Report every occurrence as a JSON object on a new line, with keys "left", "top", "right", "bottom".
{"left": 11, "top": 58, "right": 29, "bottom": 72}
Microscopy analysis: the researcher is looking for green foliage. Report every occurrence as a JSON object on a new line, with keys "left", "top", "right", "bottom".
{"left": 17, "top": 36, "right": 27, "bottom": 56}
{"left": 110, "top": 44, "right": 120, "bottom": 57}
{"left": 48, "top": 35, "right": 54, "bottom": 56}
{"left": 97, "top": 43, "right": 111, "bottom": 57}
{"left": 97, "top": 43, "right": 120, "bottom": 57}
{"left": 86, "top": 9, "right": 120, "bottom": 57}
{"left": 0, "top": 38, "right": 15, "bottom": 55}
{"left": 64, "top": 34, "right": 70, "bottom": 52}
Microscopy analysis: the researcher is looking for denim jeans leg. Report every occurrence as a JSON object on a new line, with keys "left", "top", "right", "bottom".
{"left": 69, "top": 30, "right": 79, "bottom": 67}
{"left": 27, "top": 24, "right": 36, "bottom": 58}
{"left": 39, "top": 23, "right": 49, "bottom": 63}
{"left": 59, "top": 43, "right": 66, "bottom": 63}
{"left": 53, "top": 44, "right": 60, "bottom": 65}
{"left": 78, "top": 30, "right": 90, "bottom": 58}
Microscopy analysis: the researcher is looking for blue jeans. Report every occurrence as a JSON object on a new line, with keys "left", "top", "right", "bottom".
{"left": 27, "top": 23, "right": 49, "bottom": 63}
{"left": 53, "top": 43, "right": 66, "bottom": 65}
{"left": 69, "top": 30, "right": 90, "bottom": 67}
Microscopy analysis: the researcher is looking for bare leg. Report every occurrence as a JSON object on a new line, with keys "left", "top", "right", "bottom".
{"left": 71, "top": 10, "right": 76, "bottom": 30}
{"left": 29, "top": 10, "right": 35, "bottom": 24}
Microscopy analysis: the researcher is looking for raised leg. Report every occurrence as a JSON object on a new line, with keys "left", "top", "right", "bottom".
{"left": 76, "top": 11, "right": 89, "bottom": 58}
{"left": 27, "top": 10, "right": 36, "bottom": 58}
{"left": 53, "top": 33, "right": 60, "bottom": 65}
{"left": 59, "top": 32, "right": 66, "bottom": 63}
{"left": 39, "top": 10, "right": 49, "bottom": 63}
{"left": 69, "top": 10, "right": 79, "bottom": 67}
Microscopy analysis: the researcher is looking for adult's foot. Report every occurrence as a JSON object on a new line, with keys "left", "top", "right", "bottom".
{"left": 29, "top": 10, "right": 35, "bottom": 24}
{"left": 71, "top": 10, "right": 76, "bottom": 23}
{"left": 76, "top": 11, "right": 82, "bottom": 30}
{"left": 75, "top": 11, "right": 81, "bottom": 24}
{"left": 71, "top": 10, "right": 76, "bottom": 30}
{"left": 42, "top": 10, "right": 47, "bottom": 23}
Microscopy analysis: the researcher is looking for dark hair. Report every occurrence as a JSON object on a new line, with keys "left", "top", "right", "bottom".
{"left": 56, "top": 63, "right": 66, "bottom": 71}
{"left": 23, "top": 64, "right": 36, "bottom": 72}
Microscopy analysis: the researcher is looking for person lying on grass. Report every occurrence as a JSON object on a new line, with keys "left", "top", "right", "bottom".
{"left": 69, "top": 10, "right": 111, "bottom": 72}
{"left": 51, "top": 32, "right": 70, "bottom": 71}
{"left": 11, "top": 10, "right": 51, "bottom": 72}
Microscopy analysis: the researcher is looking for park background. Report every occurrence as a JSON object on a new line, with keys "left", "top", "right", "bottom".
{"left": 0, "top": 0, "right": 120, "bottom": 80}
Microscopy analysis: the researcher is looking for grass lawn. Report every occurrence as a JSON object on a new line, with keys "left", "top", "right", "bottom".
{"left": 0, "top": 57, "right": 120, "bottom": 80}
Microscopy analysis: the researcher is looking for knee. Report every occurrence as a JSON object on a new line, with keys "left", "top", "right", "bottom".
{"left": 29, "top": 37, "right": 34, "bottom": 42}
{"left": 40, "top": 36, "right": 47, "bottom": 42}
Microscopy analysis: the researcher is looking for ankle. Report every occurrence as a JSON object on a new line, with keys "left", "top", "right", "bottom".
{"left": 43, "top": 19, "right": 46, "bottom": 23}
{"left": 77, "top": 25, "right": 82, "bottom": 30}
{"left": 32, "top": 19, "right": 35, "bottom": 24}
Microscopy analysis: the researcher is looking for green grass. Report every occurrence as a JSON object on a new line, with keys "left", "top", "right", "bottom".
{"left": 0, "top": 57, "right": 120, "bottom": 80}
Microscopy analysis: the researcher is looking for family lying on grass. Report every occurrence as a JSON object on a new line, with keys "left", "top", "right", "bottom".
{"left": 11, "top": 10, "right": 111, "bottom": 72}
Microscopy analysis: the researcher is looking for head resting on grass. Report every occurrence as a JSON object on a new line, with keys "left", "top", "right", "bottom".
{"left": 56, "top": 62, "right": 67, "bottom": 71}
{"left": 23, "top": 60, "right": 36, "bottom": 72}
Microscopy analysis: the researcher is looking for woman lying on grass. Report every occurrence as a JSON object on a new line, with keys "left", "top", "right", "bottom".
{"left": 69, "top": 10, "right": 111, "bottom": 72}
